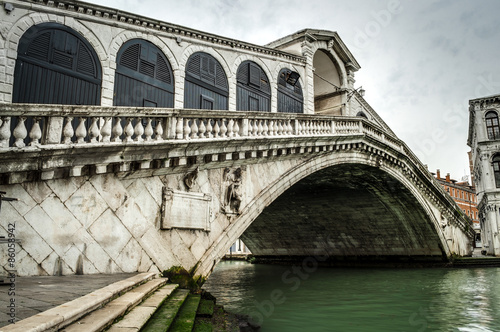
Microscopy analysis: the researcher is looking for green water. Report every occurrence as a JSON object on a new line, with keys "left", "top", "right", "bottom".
{"left": 202, "top": 261, "right": 500, "bottom": 331}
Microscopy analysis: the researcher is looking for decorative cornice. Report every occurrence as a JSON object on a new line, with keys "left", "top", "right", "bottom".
{"left": 16, "top": 0, "right": 306, "bottom": 63}
{"left": 266, "top": 29, "right": 361, "bottom": 71}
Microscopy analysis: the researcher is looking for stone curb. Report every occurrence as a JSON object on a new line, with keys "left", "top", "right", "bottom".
{"left": 0, "top": 272, "right": 157, "bottom": 332}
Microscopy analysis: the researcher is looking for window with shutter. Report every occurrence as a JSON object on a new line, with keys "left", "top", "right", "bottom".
{"left": 114, "top": 39, "right": 174, "bottom": 107}
{"left": 236, "top": 60, "right": 270, "bottom": 112}
{"left": 13, "top": 22, "right": 101, "bottom": 106}
{"left": 185, "top": 52, "right": 228, "bottom": 110}
{"left": 277, "top": 68, "right": 303, "bottom": 113}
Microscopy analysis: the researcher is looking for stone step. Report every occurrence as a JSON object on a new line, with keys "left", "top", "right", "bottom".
{"left": 140, "top": 288, "right": 190, "bottom": 332}
{"left": 0, "top": 272, "right": 157, "bottom": 332}
{"left": 107, "top": 283, "right": 178, "bottom": 332}
{"left": 61, "top": 277, "right": 167, "bottom": 332}
{"left": 453, "top": 257, "right": 500, "bottom": 267}
{"left": 168, "top": 294, "right": 202, "bottom": 332}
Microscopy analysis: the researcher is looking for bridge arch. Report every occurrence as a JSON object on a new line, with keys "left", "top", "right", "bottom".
{"left": 195, "top": 148, "right": 454, "bottom": 277}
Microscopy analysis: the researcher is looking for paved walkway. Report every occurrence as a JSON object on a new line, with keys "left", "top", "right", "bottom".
{"left": 0, "top": 273, "right": 137, "bottom": 328}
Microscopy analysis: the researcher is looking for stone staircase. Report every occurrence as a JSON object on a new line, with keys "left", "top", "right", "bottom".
{"left": 0, "top": 273, "right": 214, "bottom": 332}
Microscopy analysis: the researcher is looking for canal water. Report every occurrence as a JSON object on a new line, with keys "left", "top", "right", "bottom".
{"left": 202, "top": 261, "right": 500, "bottom": 331}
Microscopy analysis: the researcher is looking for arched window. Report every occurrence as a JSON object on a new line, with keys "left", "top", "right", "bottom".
{"left": 485, "top": 111, "right": 500, "bottom": 140}
{"left": 277, "top": 68, "right": 303, "bottom": 113}
{"left": 114, "top": 39, "right": 174, "bottom": 107}
{"left": 13, "top": 23, "right": 101, "bottom": 105}
{"left": 493, "top": 154, "right": 500, "bottom": 187}
{"left": 356, "top": 111, "right": 368, "bottom": 118}
{"left": 184, "top": 52, "right": 228, "bottom": 110}
{"left": 236, "top": 61, "right": 270, "bottom": 112}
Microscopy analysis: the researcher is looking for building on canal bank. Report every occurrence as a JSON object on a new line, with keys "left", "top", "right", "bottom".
{"left": 433, "top": 170, "right": 480, "bottom": 245}
{"left": 468, "top": 93, "right": 500, "bottom": 255}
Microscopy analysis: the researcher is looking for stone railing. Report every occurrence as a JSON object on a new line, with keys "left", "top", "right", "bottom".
{"left": 0, "top": 104, "right": 404, "bottom": 149}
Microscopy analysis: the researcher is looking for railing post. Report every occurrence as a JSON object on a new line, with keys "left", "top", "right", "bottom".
{"left": 45, "top": 116, "right": 64, "bottom": 144}
{"left": 330, "top": 120, "right": 335, "bottom": 134}
{"left": 240, "top": 118, "right": 249, "bottom": 137}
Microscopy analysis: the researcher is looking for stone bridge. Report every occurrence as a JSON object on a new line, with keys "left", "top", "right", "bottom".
{"left": 0, "top": 0, "right": 473, "bottom": 279}
{"left": 0, "top": 105, "right": 473, "bottom": 278}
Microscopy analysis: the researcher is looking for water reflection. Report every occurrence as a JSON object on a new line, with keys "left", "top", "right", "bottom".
{"left": 203, "top": 261, "right": 500, "bottom": 331}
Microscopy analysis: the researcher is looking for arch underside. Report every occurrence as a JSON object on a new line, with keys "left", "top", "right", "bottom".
{"left": 240, "top": 164, "right": 446, "bottom": 264}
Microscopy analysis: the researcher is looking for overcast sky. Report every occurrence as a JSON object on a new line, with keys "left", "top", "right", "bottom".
{"left": 86, "top": 0, "right": 500, "bottom": 181}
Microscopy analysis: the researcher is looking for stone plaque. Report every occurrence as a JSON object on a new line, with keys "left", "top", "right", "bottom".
{"left": 161, "top": 188, "right": 211, "bottom": 231}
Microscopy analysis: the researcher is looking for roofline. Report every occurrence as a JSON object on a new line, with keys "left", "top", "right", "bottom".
{"left": 265, "top": 29, "right": 361, "bottom": 71}
{"left": 15, "top": 0, "right": 306, "bottom": 64}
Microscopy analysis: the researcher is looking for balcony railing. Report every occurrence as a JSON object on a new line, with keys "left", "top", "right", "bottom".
{"left": 0, "top": 104, "right": 403, "bottom": 151}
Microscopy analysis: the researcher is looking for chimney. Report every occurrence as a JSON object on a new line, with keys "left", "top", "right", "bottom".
{"left": 446, "top": 173, "right": 450, "bottom": 183}
{"left": 436, "top": 169, "right": 441, "bottom": 179}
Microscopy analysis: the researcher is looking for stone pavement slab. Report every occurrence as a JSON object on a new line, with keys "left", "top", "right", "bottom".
{"left": 0, "top": 273, "right": 137, "bottom": 328}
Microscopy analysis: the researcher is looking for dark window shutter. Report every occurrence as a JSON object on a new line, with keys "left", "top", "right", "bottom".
{"left": 76, "top": 44, "right": 95, "bottom": 75}
{"left": 236, "top": 60, "right": 271, "bottom": 112}
{"left": 13, "top": 22, "right": 102, "bottom": 106}
{"left": 114, "top": 39, "right": 174, "bottom": 107}
{"left": 249, "top": 62, "right": 261, "bottom": 88}
{"left": 156, "top": 54, "right": 172, "bottom": 84}
{"left": 139, "top": 59, "right": 155, "bottom": 78}
{"left": 26, "top": 31, "right": 51, "bottom": 60}
{"left": 120, "top": 43, "right": 140, "bottom": 71}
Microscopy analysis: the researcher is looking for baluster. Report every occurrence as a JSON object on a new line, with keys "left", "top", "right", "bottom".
{"left": 190, "top": 119, "right": 199, "bottom": 139}
{"left": 252, "top": 119, "right": 258, "bottom": 137}
{"left": 63, "top": 117, "right": 74, "bottom": 144}
{"left": 89, "top": 117, "right": 100, "bottom": 143}
{"left": 0, "top": 117, "right": 11, "bottom": 148}
{"left": 176, "top": 117, "right": 184, "bottom": 139}
{"left": 257, "top": 120, "right": 263, "bottom": 136}
{"left": 13, "top": 117, "right": 27, "bottom": 148}
{"left": 262, "top": 120, "right": 268, "bottom": 136}
{"left": 28, "top": 117, "right": 42, "bottom": 146}
{"left": 124, "top": 118, "right": 134, "bottom": 142}
{"left": 183, "top": 118, "right": 191, "bottom": 139}
{"left": 76, "top": 117, "right": 87, "bottom": 144}
{"left": 144, "top": 118, "right": 153, "bottom": 141}
{"left": 134, "top": 118, "right": 144, "bottom": 142}
{"left": 287, "top": 120, "right": 293, "bottom": 135}
{"left": 227, "top": 119, "right": 234, "bottom": 138}
{"left": 101, "top": 117, "right": 112, "bottom": 143}
{"left": 296, "top": 121, "right": 302, "bottom": 136}
{"left": 112, "top": 117, "right": 123, "bottom": 142}
{"left": 268, "top": 120, "right": 275, "bottom": 136}
{"left": 206, "top": 119, "right": 213, "bottom": 138}
{"left": 155, "top": 119, "right": 164, "bottom": 141}
{"left": 213, "top": 119, "right": 220, "bottom": 138}
{"left": 233, "top": 119, "right": 240, "bottom": 137}
{"left": 278, "top": 120, "right": 284, "bottom": 136}
{"left": 198, "top": 119, "right": 207, "bottom": 139}
{"left": 220, "top": 119, "right": 228, "bottom": 138}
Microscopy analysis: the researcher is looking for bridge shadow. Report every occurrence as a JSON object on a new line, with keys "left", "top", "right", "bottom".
{"left": 240, "top": 164, "right": 447, "bottom": 267}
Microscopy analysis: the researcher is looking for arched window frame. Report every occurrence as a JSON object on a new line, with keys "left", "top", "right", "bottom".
{"left": 114, "top": 38, "right": 174, "bottom": 107}
{"left": 277, "top": 68, "right": 303, "bottom": 113}
{"left": 184, "top": 52, "right": 229, "bottom": 110}
{"left": 492, "top": 154, "right": 500, "bottom": 188}
{"left": 236, "top": 60, "right": 271, "bottom": 112}
{"left": 485, "top": 111, "right": 500, "bottom": 140}
{"left": 13, "top": 22, "right": 102, "bottom": 105}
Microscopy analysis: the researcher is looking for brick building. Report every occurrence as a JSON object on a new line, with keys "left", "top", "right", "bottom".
{"left": 433, "top": 170, "right": 480, "bottom": 244}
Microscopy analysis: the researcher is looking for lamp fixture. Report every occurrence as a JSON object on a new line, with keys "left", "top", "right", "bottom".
{"left": 347, "top": 86, "right": 365, "bottom": 101}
